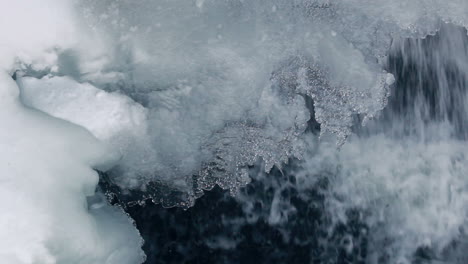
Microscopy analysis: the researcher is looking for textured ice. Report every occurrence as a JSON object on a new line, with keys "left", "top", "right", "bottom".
{"left": 13, "top": 0, "right": 468, "bottom": 206}
{"left": 294, "top": 24, "right": 468, "bottom": 263}
{"left": 59, "top": 0, "right": 384, "bottom": 201}
{"left": 3, "top": 1, "right": 468, "bottom": 263}
{"left": 64, "top": 0, "right": 466, "bottom": 204}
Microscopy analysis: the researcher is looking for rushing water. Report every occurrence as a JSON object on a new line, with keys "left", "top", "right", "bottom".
{"left": 96, "top": 24, "right": 468, "bottom": 264}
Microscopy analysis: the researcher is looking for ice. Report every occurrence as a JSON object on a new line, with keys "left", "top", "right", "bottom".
{"left": 3, "top": 0, "right": 468, "bottom": 262}
{"left": 56, "top": 0, "right": 389, "bottom": 201}
{"left": 294, "top": 23, "right": 468, "bottom": 263}
{"left": 12, "top": 0, "right": 467, "bottom": 206}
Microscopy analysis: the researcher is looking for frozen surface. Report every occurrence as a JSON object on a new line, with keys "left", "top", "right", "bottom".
{"left": 3, "top": 0, "right": 468, "bottom": 263}
{"left": 57, "top": 0, "right": 468, "bottom": 202}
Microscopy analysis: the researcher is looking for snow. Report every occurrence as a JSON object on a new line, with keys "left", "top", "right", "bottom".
{"left": 19, "top": 76, "right": 151, "bottom": 190}
{"left": 0, "top": 0, "right": 145, "bottom": 262}
{"left": 0, "top": 72, "right": 145, "bottom": 263}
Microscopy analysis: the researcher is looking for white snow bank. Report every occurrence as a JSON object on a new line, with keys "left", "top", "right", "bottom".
{"left": 0, "top": 0, "right": 77, "bottom": 70}
{"left": 19, "top": 76, "right": 148, "bottom": 150}
{"left": 0, "top": 72, "right": 145, "bottom": 263}
{"left": 19, "top": 75, "right": 152, "bottom": 189}
{"left": 0, "top": 0, "right": 145, "bottom": 262}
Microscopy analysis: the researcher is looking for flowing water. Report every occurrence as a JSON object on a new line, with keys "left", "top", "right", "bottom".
{"left": 101, "top": 24, "right": 468, "bottom": 264}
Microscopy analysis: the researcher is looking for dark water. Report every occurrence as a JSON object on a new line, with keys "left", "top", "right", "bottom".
{"left": 106, "top": 166, "right": 367, "bottom": 264}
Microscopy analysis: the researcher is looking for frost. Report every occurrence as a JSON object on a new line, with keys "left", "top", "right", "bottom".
{"left": 60, "top": 0, "right": 393, "bottom": 202}
{"left": 13, "top": 0, "right": 468, "bottom": 206}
